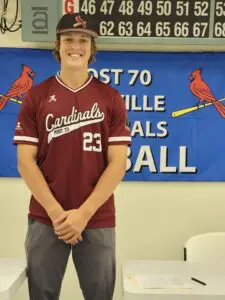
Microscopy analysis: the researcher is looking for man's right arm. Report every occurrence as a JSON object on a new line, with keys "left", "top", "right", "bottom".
{"left": 17, "top": 144, "right": 65, "bottom": 222}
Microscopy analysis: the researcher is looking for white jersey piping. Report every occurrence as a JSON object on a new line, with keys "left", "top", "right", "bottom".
{"left": 55, "top": 72, "right": 93, "bottom": 93}
{"left": 108, "top": 137, "right": 131, "bottom": 142}
{"left": 14, "top": 136, "right": 39, "bottom": 143}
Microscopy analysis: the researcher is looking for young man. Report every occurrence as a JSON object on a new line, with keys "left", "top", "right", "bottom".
{"left": 13, "top": 13, "right": 131, "bottom": 300}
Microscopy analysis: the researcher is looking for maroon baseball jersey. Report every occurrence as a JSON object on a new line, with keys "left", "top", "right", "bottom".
{"left": 14, "top": 74, "right": 131, "bottom": 228}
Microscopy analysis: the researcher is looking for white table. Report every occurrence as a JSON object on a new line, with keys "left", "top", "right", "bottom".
{"left": 122, "top": 260, "right": 225, "bottom": 299}
{"left": 0, "top": 258, "right": 27, "bottom": 300}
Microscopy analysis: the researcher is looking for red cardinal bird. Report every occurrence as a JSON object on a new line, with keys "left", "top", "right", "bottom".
{"left": 189, "top": 68, "right": 225, "bottom": 118}
{"left": 0, "top": 64, "right": 35, "bottom": 111}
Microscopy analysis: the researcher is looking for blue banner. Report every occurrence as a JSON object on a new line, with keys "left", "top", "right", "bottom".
{"left": 0, "top": 48, "right": 225, "bottom": 181}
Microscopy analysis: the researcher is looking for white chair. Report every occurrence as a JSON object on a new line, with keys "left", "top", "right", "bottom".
{"left": 0, "top": 258, "right": 27, "bottom": 300}
{"left": 184, "top": 232, "right": 225, "bottom": 263}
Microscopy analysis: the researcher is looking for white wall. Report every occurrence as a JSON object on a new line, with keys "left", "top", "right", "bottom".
{"left": 1, "top": 1, "right": 225, "bottom": 300}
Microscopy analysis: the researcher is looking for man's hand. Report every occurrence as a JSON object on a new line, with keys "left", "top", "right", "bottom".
{"left": 48, "top": 208, "right": 80, "bottom": 245}
{"left": 53, "top": 209, "right": 90, "bottom": 245}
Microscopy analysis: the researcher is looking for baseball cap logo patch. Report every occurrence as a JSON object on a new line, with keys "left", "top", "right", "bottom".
{"left": 73, "top": 15, "right": 87, "bottom": 29}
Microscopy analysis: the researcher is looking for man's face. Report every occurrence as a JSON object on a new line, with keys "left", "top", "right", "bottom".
{"left": 58, "top": 32, "right": 92, "bottom": 70}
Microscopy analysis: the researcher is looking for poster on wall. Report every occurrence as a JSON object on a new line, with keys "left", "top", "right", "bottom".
{"left": 0, "top": 48, "right": 224, "bottom": 181}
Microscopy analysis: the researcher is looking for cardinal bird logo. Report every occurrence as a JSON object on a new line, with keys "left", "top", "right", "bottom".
{"left": 172, "top": 68, "right": 225, "bottom": 118}
{"left": 73, "top": 15, "right": 87, "bottom": 28}
{"left": 0, "top": 64, "right": 35, "bottom": 111}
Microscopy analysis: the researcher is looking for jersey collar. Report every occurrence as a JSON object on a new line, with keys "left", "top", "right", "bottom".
{"left": 55, "top": 71, "right": 93, "bottom": 93}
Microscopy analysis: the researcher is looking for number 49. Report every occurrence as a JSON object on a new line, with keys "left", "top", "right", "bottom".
{"left": 83, "top": 132, "right": 102, "bottom": 152}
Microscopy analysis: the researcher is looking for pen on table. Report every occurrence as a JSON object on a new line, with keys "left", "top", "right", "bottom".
{"left": 191, "top": 277, "right": 207, "bottom": 286}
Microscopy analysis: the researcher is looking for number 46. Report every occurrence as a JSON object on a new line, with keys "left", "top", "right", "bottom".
{"left": 83, "top": 132, "right": 102, "bottom": 152}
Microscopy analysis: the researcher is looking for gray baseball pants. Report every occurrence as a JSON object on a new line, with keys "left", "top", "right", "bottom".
{"left": 25, "top": 218, "right": 116, "bottom": 300}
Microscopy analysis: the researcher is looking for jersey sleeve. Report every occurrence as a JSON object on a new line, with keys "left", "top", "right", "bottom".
{"left": 13, "top": 90, "right": 39, "bottom": 145}
{"left": 109, "top": 92, "right": 131, "bottom": 145}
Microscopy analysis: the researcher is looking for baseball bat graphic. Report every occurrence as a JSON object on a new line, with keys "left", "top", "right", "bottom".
{"left": 0, "top": 94, "right": 22, "bottom": 104}
{"left": 172, "top": 97, "right": 225, "bottom": 118}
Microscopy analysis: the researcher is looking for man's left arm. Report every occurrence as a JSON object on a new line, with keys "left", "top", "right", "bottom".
{"left": 81, "top": 144, "right": 128, "bottom": 217}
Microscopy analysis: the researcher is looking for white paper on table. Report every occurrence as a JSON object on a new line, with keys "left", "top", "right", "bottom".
{"left": 134, "top": 274, "right": 192, "bottom": 289}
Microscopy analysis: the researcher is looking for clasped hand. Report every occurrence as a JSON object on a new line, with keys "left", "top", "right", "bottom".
{"left": 53, "top": 209, "right": 88, "bottom": 245}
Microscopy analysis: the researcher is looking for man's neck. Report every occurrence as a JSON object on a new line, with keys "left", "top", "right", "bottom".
{"left": 59, "top": 68, "right": 90, "bottom": 90}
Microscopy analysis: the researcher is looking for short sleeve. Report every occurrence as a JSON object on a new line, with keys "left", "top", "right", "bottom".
{"left": 13, "top": 91, "right": 39, "bottom": 145}
{"left": 109, "top": 92, "right": 131, "bottom": 145}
